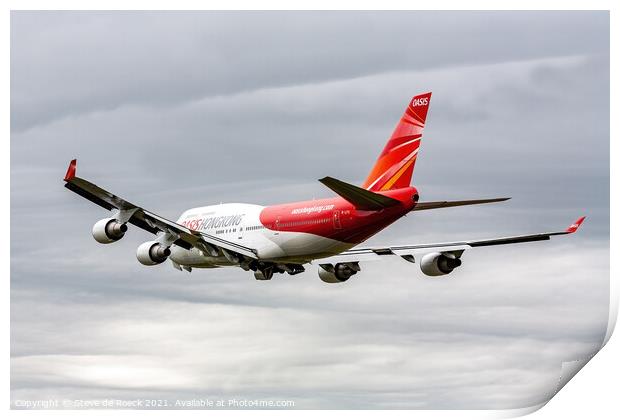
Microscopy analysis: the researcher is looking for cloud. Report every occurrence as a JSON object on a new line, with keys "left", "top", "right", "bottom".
{"left": 11, "top": 11, "right": 608, "bottom": 132}
{"left": 11, "top": 244, "right": 609, "bottom": 409}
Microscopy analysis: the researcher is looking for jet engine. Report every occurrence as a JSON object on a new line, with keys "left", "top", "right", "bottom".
{"left": 420, "top": 252, "right": 462, "bottom": 276}
{"left": 318, "top": 263, "right": 359, "bottom": 283}
{"left": 92, "top": 218, "right": 128, "bottom": 244}
{"left": 136, "top": 241, "right": 171, "bottom": 265}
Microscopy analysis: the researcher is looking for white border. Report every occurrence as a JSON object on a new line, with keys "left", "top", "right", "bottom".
{"left": 4, "top": 1, "right": 616, "bottom": 419}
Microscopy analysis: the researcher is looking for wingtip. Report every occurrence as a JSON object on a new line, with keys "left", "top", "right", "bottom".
{"left": 64, "top": 159, "right": 77, "bottom": 182}
{"left": 566, "top": 216, "right": 586, "bottom": 233}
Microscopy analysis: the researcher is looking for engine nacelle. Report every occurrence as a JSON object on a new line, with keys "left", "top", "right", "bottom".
{"left": 92, "top": 218, "right": 127, "bottom": 244}
{"left": 136, "top": 241, "right": 171, "bottom": 266}
{"left": 318, "top": 263, "right": 358, "bottom": 283}
{"left": 420, "top": 252, "right": 462, "bottom": 276}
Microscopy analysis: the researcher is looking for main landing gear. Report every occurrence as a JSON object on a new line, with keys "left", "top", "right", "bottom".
{"left": 251, "top": 261, "right": 305, "bottom": 280}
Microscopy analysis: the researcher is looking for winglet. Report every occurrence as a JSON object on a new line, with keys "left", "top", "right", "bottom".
{"left": 64, "top": 159, "right": 77, "bottom": 181}
{"left": 566, "top": 216, "right": 586, "bottom": 233}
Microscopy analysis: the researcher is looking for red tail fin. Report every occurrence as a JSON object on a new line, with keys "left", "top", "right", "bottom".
{"left": 362, "top": 92, "right": 432, "bottom": 191}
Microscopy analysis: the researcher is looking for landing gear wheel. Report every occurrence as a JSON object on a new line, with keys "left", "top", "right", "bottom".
{"left": 254, "top": 266, "right": 274, "bottom": 280}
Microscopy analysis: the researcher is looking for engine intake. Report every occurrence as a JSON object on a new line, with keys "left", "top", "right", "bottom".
{"left": 318, "top": 263, "right": 359, "bottom": 283}
{"left": 136, "top": 241, "right": 171, "bottom": 265}
{"left": 92, "top": 218, "right": 127, "bottom": 244}
{"left": 420, "top": 252, "right": 462, "bottom": 276}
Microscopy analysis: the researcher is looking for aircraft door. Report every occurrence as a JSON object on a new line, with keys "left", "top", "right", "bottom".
{"left": 333, "top": 210, "right": 342, "bottom": 229}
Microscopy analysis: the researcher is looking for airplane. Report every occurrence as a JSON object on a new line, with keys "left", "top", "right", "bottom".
{"left": 63, "top": 92, "right": 586, "bottom": 282}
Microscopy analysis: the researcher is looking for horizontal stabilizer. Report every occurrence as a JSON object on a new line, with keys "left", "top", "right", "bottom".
{"left": 412, "top": 197, "right": 510, "bottom": 211}
{"left": 319, "top": 176, "right": 401, "bottom": 211}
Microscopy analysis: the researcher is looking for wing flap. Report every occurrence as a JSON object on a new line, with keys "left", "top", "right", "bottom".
{"left": 64, "top": 181, "right": 114, "bottom": 211}
{"left": 66, "top": 176, "right": 139, "bottom": 211}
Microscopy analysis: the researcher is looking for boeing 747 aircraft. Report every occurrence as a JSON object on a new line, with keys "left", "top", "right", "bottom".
{"left": 63, "top": 92, "right": 585, "bottom": 281}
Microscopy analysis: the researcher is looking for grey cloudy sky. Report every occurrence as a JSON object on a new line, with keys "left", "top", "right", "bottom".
{"left": 10, "top": 11, "right": 609, "bottom": 409}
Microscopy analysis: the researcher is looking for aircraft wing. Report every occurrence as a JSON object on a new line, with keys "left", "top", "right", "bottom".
{"left": 63, "top": 159, "right": 258, "bottom": 259}
{"left": 316, "top": 216, "right": 586, "bottom": 265}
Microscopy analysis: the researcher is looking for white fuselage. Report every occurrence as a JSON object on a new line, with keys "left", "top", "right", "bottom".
{"left": 169, "top": 203, "right": 350, "bottom": 268}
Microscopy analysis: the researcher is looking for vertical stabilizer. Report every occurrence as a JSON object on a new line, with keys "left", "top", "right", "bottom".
{"left": 362, "top": 92, "right": 432, "bottom": 191}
